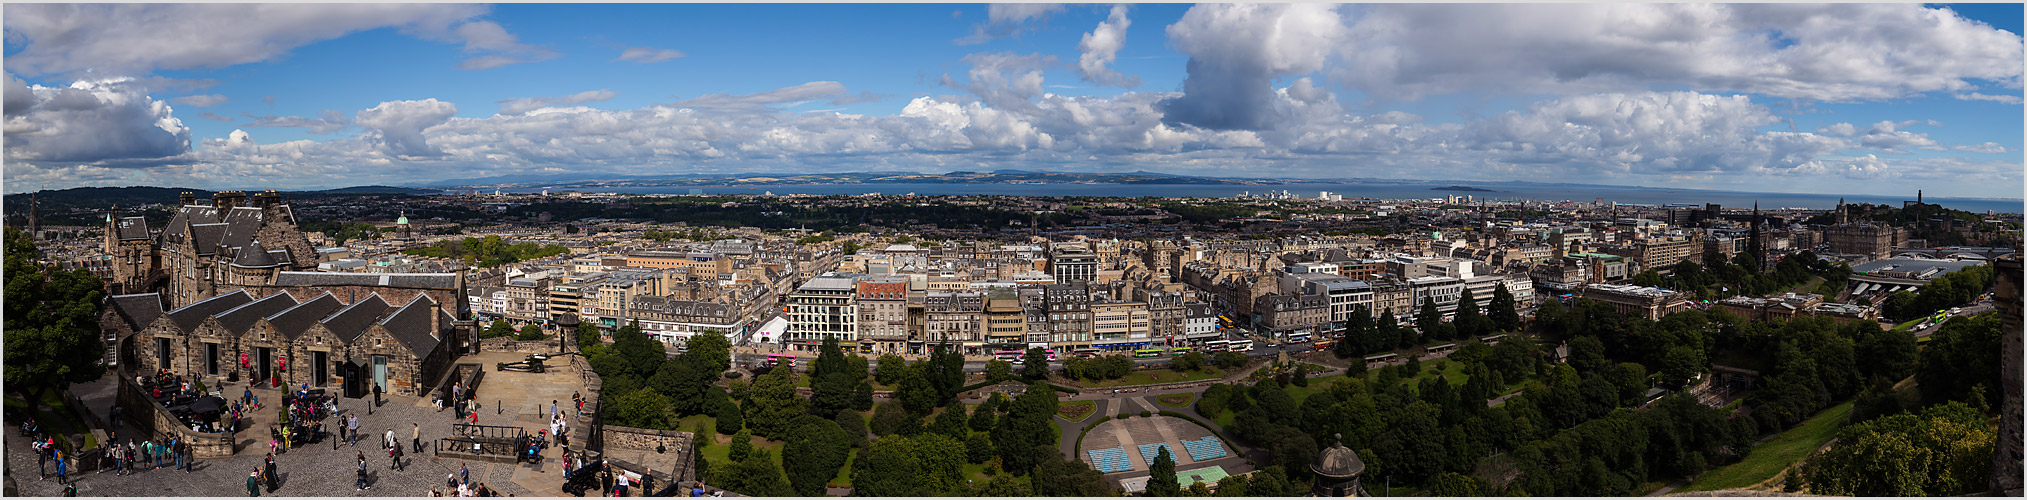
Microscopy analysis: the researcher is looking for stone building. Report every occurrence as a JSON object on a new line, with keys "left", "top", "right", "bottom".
{"left": 1579, "top": 283, "right": 1688, "bottom": 321}
{"left": 1254, "top": 293, "right": 1328, "bottom": 338}
{"left": 111, "top": 286, "right": 459, "bottom": 398}
{"left": 103, "top": 190, "right": 322, "bottom": 307}
{"left": 855, "top": 279, "right": 912, "bottom": 353}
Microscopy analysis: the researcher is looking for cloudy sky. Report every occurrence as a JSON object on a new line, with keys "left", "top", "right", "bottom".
{"left": 4, "top": 3, "right": 2022, "bottom": 197}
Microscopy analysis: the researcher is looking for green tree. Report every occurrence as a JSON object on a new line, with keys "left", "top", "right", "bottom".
{"left": 3, "top": 228, "right": 107, "bottom": 417}
{"left": 993, "top": 381, "right": 1061, "bottom": 474}
{"left": 746, "top": 366, "right": 808, "bottom": 439}
{"left": 611, "top": 387, "right": 673, "bottom": 430}
{"left": 1146, "top": 446, "right": 1181, "bottom": 496}
{"left": 715, "top": 401, "right": 744, "bottom": 435}
{"left": 909, "top": 433, "right": 968, "bottom": 494}
{"left": 928, "top": 404, "right": 969, "bottom": 438}
{"left": 965, "top": 432, "right": 994, "bottom": 463}
{"left": 1489, "top": 283, "right": 1521, "bottom": 332}
{"left": 1022, "top": 347, "right": 1049, "bottom": 379}
{"left": 876, "top": 354, "right": 908, "bottom": 386}
{"left": 834, "top": 410, "right": 870, "bottom": 448}
{"left": 1454, "top": 287, "right": 1486, "bottom": 339}
{"left": 811, "top": 335, "right": 860, "bottom": 418}
{"left": 1029, "top": 446, "right": 1115, "bottom": 496}
{"left": 715, "top": 449, "right": 794, "bottom": 497}
{"left": 897, "top": 366, "right": 941, "bottom": 414}
{"left": 680, "top": 329, "right": 733, "bottom": 376}
{"left": 1416, "top": 296, "right": 1445, "bottom": 342}
{"left": 1916, "top": 313, "right": 2002, "bottom": 406}
{"left": 985, "top": 359, "right": 1013, "bottom": 382}
{"left": 483, "top": 319, "right": 516, "bottom": 339}
{"left": 1804, "top": 401, "right": 1994, "bottom": 496}
{"left": 729, "top": 429, "right": 754, "bottom": 462}
{"left": 1429, "top": 472, "right": 1487, "bottom": 496}
{"left": 969, "top": 396, "right": 999, "bottom": 432}
{"left": 851, "top": 436, "right": 923, "bottom": 497}
{"left": 783, "top": 415, "right": 852, "bottom": 496}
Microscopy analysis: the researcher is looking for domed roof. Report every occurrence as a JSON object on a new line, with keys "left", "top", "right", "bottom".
{"left": 397, "top": 212, "right": 409, "bottom": 225}
{"left": 1311, "top": 434, "right": 1365, "bottom": 478}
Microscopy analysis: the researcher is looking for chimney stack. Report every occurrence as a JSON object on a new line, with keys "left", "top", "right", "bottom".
{"left": 179, "top": 191, "right": 196, "bottom": 206}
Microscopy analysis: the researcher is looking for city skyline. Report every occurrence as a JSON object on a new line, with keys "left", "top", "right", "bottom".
{"left": 4, "top": 3, "right": 2023, "bottom": 198}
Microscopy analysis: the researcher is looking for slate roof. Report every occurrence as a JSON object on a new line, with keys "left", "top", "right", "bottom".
{"left": 273, "top": 272, "right": 460, "bottom": 290}
{"left": 115, "top": 217, "right": 151, "bottom": 241}
{"left": 322, "top": 294, "right": 391, "bottom": 343}
{"left": 213, "top": 291, "right": 300, "bottom": 335}
{"left": 378, "top": 295, "right": 441, "bottom": 354}
{"left": 189, "top": 223, "right": 228, "bottom": 256}
{"left": 265, "top": 292, "right": 343, "bottom": 339}
{"left": 166, "top": 290, "right": 254, "bottom": 332}
{"left": 231, "top": 240, "right": 282, "bottom": 268}
{"left": 107, "top": 293, "right": 165, "bottom": 332}
{"left": 216, "top": 207, "right": 266, "bottom": 251}
{"left": 267, "top": 249, "right": 293, "bottom": 265}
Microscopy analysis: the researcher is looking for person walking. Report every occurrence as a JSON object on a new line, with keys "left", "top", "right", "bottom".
{"left": 347, "top": 414, "right": 360, "bottom": 446}
{"left": 171, "top": 437, "right": 184, "bottom": 471}
{"left": 355, "top": 451, "right": 371, "bottom": 491}
{"left": 54, "top": 448, "right": 67, "bottom": 485}
{"left": 181, "top": 437, "right": 194, "bottom": 473}
{"left": 36, "top": 439, "right": 48, "bottom": 480}
{"left": 263, "top": 452, "right": 278, "bottom": 493}
{"left": 642, "top": 468, "right": 655, "bottom": 497}
{"left": 333, "top": 417, "right": 344, "bottom": 450}
{"left": 411, "top": 423, "right": 423, "bottom": 454}
{"left": 246, "top": 469, "right": 262, "bottom": 497}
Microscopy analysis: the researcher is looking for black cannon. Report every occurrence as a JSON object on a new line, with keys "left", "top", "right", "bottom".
{"left": 560, "top": 458, "right": 606, "bottom": 496}
{"left": 497, "top": 354, "right": 550, "bottom": 373}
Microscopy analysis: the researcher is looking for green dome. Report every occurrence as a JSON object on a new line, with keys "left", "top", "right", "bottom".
{"left": 397, "top": 213, "right": 409, "bottom": 224}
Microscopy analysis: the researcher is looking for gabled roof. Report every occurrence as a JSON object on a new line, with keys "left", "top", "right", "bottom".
{"left": 189, "top": 223, "right": 228, "bottom": 256}
{"left": 114, "top": 217, "right": 151, "bottom": 241}
{"left": 321, "top": 294, "right": 391, "bottom": 343}
{"left": 213, "top": 291, "right": 300, "bottom": 335}
{"left": 166, "top": 290, "right": 254, "bottom": 332}
{"left": 378, "top": 294, "right": 440, "bottom": 354}
{"left": 264, "top": 292, "right": 343, "bottom": 339}
{"left": 107, "top": 293, "right": 164, "bottom": 332}
{"left": 216, "top": 207, "right": 266, "bottom": 251}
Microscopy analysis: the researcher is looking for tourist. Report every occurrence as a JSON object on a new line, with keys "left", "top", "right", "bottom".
{"left": 171, "top": 437, "right": 184, "bottom": 470}
{"left": 54, "top": 448, "right": 66, "bottom": 485}
{"left": 641, "top": 468, "right": 655, "bottom": 497}
{"left": 264, "top": 452, "right": 278, "bottom": 493}
{"left": 412, "top": 422, "right": 423, "bottom": 453}
{"left": 247, "top": 468, "right": 262, "bottom": 497}
{"left": 550, "top": 400, "right": 559, "bottom": 421}
{"left": 181, "top": 438, "right": 194, "bottom": 473}
{"left": 36, "top": 437, "right": 48, "bottom": 479}
{"left": 347, "top": 414, "right": 360, "bottom": 446}
{"left": 355, "top": 451, "right": 370, "bottom": 490}
{"left": 141, "top": 438, "right": 154, "bottom": 469}
{"left": 613, "top": 472, "right": 629, "bottom": 497}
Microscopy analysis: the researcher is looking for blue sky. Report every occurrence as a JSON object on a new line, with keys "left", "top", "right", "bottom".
{"left": 4, "top": 3, "right": 2022, "bottom": 198}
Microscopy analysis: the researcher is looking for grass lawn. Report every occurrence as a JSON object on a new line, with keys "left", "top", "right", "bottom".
{"left": 5, "top": 391, "right": 97, "bottom": 451}
{"left": 1076, "top": 368, "right": 1225, "bottom": 388}
{"left": 960, "top": 462, "right": 990, "bottom": 482}
{"left": 1155, "top": 393, "right": 1196, "bottom": 408}
{"left": 1212, "top": 409, "right": 1234, "bottom": 428}
{"left": 1680, "top": 400, "right": 1853, "bottom": 492}
{"left": 1057, "top": 401, "right": 1096, "bottom": 421}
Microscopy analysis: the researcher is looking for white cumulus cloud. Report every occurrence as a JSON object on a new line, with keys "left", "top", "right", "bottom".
{"left": 3, "top": 77, "right": 191, "bottom": 163}
{"left": 1075, "top": 5, "right": 1138, "bottom": 88}
{"left": 497, "top": 90, "right": 619, "bottom": 115}
{"left": 355, "top": 98, "right": 458, "bottom": 157}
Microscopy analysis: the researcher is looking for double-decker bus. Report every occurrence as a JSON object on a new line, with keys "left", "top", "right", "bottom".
{"left": 1313, "top": 340, "right": 1335, "bottom": 351}
{"left": 1287, "top": 333, "right": 1312, "bottom": 344}
{"left": 1133, "top": 349, "right": 1164, "bottom": 358}
{"left": 993, "top": 350, "right": 1024, "bottom": 361}
{"left": 1170, "top": 347, "right": 1193, "bottom": 355}
{"left": 765, "top": 353, "right": 797, "bottom": 368}
{"left": 1203, "top": 340, "right": 1231, "bottom": 353}
{"left": 1072, "top": 348, "right": 1102, "bottom": 359}
{"left": 1230, "top": 340, "right": 1255, "bottom": 352}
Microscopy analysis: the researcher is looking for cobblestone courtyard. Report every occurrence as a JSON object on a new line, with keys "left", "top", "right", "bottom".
{"left": 6, "top": 353, "right": 591, "bottom": 497}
